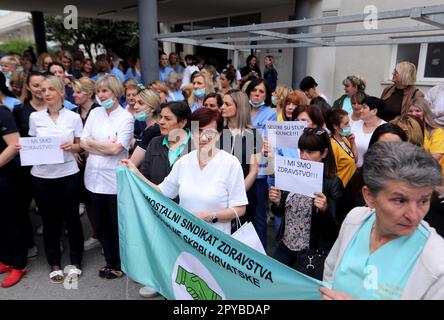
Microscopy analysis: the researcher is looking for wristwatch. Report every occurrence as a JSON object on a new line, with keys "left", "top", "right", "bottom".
{"left": 211, "top": 212, "right": 218, "bottom": 223}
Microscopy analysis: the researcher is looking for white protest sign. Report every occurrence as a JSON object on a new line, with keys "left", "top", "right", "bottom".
{"left": 266, "top": 121, "right": 307, "bottom": 149}
{"left": 275, "top": 155, "right": 323, "bottom": 198}
{"left": 19, "top": 136, "right": 64, "bottom": 166}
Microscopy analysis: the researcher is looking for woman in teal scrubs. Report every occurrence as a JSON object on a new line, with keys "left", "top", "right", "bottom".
{"left": 320, "top": 141, "right": 444, "bottom": 300}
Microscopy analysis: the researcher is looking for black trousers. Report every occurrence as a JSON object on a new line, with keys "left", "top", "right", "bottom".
{"left": 272, "top": 241, "right": 299, "bottom": 267}
{"left": 17, "top": 166, "right": 35, "bottom": 249}
{"left": 89, "top": 192, "right": 120, "bottom": 269}
{"left": 32, "top": 173, "right": 84, "bottom": 267}
{"left": 0, "top": 173, "right": 27, "bottom": 270}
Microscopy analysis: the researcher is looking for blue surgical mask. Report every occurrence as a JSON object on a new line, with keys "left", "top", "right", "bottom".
{"left": 16, "top": 66, "right": 24, "bottom": 73}
{"left": 135, "top": 111, "right": 149, "bottom": 122}
{"left": 271, "top": 96, "right": 278, "bottom": 106}
{"left": 193, "top": 88, "right": 206, "bottom": 99}
{"left": 340, "top": 127, "right": 352, "bottom": 137}
{"left": 249, "top": 99, "right": 265, "bottom": 108}
{"left": 5, "top": 71, "right": 12, "bottom": 79}
{"left": 101, "top": 98, "right": 115, "bottom": 110}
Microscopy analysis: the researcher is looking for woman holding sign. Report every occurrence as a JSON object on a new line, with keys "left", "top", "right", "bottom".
{"left": 246, "top": 78, "right": 277, "bottom": 250}
{"left": 28, "top": 75, "right": 84, "bottom": 284}
{"left": 321, "top": 142, "right": 444, "bottom": 300}
{"left": 0, "top": 105, "right": 27, "bottom": 287}
{"left": 269, "top": 128, "right": 344, "bottom": 280}
{"left": 80, "top": 75, "right": 134, "bottom": 280}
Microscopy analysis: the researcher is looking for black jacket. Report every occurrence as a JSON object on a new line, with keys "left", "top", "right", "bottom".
{"left": 140, "top": 135, "right": 192, "bottom": 185}
{"left": 332, "top": 94, "right": 348, "bottom": 110}
{"left": 271, "top": 175, "right": 345, "bottom": 251}
{"left": 264, "top": 68, "right": 278, "bottom": 92}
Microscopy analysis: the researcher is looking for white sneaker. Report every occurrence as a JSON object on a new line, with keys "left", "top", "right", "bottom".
{"left": 84, "top": 237, "right": 101, "bottom": 251}
{"left": 36, "top": 225, "right": 43, "bottom": 236}
{"left": 139, "top": 286, "right": 159, "bottom": 298}
{"left": 79, "top": 203, "right": 86, "bottom": 216}
{"left": 27, "top": 246, "right": 38, "bottom": 259}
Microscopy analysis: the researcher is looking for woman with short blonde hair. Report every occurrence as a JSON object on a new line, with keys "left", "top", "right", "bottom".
{"left": 1, "top": 55, "right": 21, "bottom": 88}
{"left": 395, "top": 61, "right": 417, "bottom": 86}
{"left": 73, "top": 77, "right": 95, "bottom": 98}
{"left": 72, "top": 77, "right": 97, "bottom": 123}
{"left": 80, "top": 74, "right": 134, "bottom": 279}
{"left": 187, "top": 71, "right": 215, "bottom": 112}
{"left": 129, "top": 88, "right": 162, "bottom": 168}
{"left": 381, "top": 61, "right": 424, "bottom": 122}
{"left": 95, "top": 74, "right": 124, "bottom": 98}
{"left": 0, "top": 55, "right": 21, "bottom": 70}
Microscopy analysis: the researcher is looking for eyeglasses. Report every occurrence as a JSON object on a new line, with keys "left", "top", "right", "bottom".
{"left": 303, "top": 127, "right": 326, "bottom": 136}
{"left": 199, "top": 128, "right": 219, "bottom": 140}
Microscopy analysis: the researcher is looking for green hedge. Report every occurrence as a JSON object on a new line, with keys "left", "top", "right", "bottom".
{"left": 0, "top": 39, "right": 35, "bottom": 55}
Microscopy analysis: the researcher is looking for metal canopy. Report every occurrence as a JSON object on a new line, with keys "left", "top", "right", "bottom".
{"left": 156, "top": 4, "right": 444, "bottom": 50}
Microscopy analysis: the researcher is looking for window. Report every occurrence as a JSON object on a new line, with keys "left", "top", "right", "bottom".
{"left": 392, "top": 42, "right": 444, "bottom": 81}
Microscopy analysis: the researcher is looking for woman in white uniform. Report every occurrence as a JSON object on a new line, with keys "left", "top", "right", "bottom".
{"left": 121, "top": 108, "right": 248, "bottom": 234}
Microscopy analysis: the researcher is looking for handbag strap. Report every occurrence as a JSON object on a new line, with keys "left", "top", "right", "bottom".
{"left": 230, "top": 207, "right": 241, "bottom": 230}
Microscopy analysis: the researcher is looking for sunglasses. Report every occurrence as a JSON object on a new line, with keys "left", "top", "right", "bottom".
{"left": 303, "top": 127, "right": 326, "bottom": 136}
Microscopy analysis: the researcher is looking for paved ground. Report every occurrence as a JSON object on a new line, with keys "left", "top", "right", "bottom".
{"left": 0, "top": 206, "right": 278, "bottom": 300}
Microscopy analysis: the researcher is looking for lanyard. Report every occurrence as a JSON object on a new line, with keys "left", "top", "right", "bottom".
{"left": 333, "top": 136, "right": 355, "bottom": 159}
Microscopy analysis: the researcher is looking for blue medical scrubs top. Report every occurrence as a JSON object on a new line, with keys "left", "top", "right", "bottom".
{"left": 333, "top": 212, "right": 429, "bottom": 300}
{"left": 2, "top": 96, "right": 22, "bottom": 111}
{"left": 342, "top": 96, "right": 353, "bottom": 115}
{"left": 159, "top": 66, "right": 174, "bottom": 83}
{"left": 63, "top": 99, "right": 77, "bottom": 110}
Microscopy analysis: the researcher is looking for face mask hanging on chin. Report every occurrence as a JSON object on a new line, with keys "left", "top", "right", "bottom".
{"left": 249, "top": 100, "right": 265, "bottom": 108}
{"left": 101, "top": 98, "right": 115, "bottom": 110}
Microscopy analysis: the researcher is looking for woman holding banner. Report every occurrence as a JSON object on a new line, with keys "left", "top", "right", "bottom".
{"left": 80, "top": 75, "right": 134, "bottom": 280}
{"left": 321, "top": 141, "right": 444, "bottom": 300}
{"left": 0, "top": 104, "right": 27, "bottom": 287}
{"left": 133, "top": 100, "right": 191, "bottom": 298}
{"left": 28, "top": 75, "right": 84, "bottom": 284}
{"left": 268, "top": 127, "right": 344, "bottom": 280}
{"left": 121, "top": 108, "right": 248, "bottom": 235}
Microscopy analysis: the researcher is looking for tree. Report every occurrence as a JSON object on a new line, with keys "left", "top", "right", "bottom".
{"left": 44, "top": 15, "right": 140, "bottom": 59}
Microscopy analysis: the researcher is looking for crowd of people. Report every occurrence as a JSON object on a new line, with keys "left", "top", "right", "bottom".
{"left": 0, "top": 47, "right": 443, "bottom": 300}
